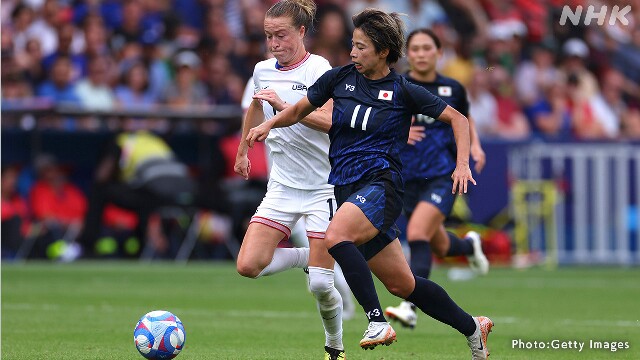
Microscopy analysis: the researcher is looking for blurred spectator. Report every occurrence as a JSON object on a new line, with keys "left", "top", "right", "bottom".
{"left": 561, "top": 38, "right": 600, "bottom": 100}
{"left": 161, "top": 50, "right": 208, "bottom": 109}
{"left": 515, "top": 41, "right": 560, "bottom": 107}
{"left": 205, "top": 53, "right": 242, "bottom": 105}
{"left": 310, "top": 4, "right": 351, "bottom": 67}
{"left": 75, "top": 55, "right": 117, "bottom": 111}
{"left": 468, "top": 66, "right": 529, "bottom": 140}
{"left": 82, "top": 13, "right": 110, "bottom": 58}
{"left": 16, "top": 38, "right": 45, "bottom": 86}
{"left": 390, "top": 0, "right": 447, "bottom": 33}
{"left": 588, "top": 69, "right": 626, "bottom": 139}
{"left": 9, "top": 2, "right": 35, "bottom": 54}
{"left": 41, "top": 22, "right": 87, "bottom": 81}
{"left": 1, "top": 165, "right": 30, "bottom": 258}
{"left": 27, "top": 0, "right": 83, "bottom": 57}
{"left": 115, "top": 60, "right": 157, "bottom": 109}
{"left": 29, "top": 154, "right": 87, "bottom": 259}
{"left": 36, "top": 56, "right": 81, "bottom": 105}
{"left": 527, "top": 78, "right": 573, "bottom": 140}
{"left": 488, "top": 65, "right": 531, "bottom": 139}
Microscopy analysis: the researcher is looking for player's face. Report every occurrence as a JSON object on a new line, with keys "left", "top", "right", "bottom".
{"left": 264, "top": 16, "right": 305, "bottom": 66}
{"left": 351, "top": 28, "right": 388, "bottom": 78}
{"left": 407, "top": 33, "right": 441, "bottom": 75}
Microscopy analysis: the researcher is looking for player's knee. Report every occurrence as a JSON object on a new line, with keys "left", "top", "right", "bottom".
{"left": 309, "top": 273, "right": 333, "bottom": 296}
{"left": 236, "top": 260, "right": 262, "bottom": 279}
{"left": 385, "top": 281, "right": 413, "bottom": 298}
{"left": 324, "top": 227, "right": 344, "bottom": 248}
{"left": 431, "top": 242, "right": 448, "bottom": 258}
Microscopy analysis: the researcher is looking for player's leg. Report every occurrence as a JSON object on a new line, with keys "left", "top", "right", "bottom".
{"left": 368, "top": 240, "right": 494, "bottom": 359}
{"left": 432, "top": 226, "right": 489, "bottom": 275}
{"left": 325, "top": 204, "right": 397, "bottom": 350}
{"left": 308, "top": 237, "right": 345, "bottom": 358}
{"left": 236, "top": 182, "right": 308, "bottom": 278}
{"left": 236, "top": 222, "right": 307, "bottom": 278}
{"left": 385, "top": 179, "right": 445, "bottom": 328}
{"left": 406, "top": 201, "right": 445, "bottom": 278}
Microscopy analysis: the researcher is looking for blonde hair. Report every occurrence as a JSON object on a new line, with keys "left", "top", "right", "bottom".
{"left": 266, "top": 0, "right": 317, "bottom": 35}
{"left": 352, "top": 8, "right": 406, "bottom": 64}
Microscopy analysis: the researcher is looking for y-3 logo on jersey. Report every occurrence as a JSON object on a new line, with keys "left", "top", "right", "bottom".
{"left": 292, "top": 84, "right": 307, "bottom": 91}
{"left": 355, "top": 195, "right": 366, "bottom": 203}
{"left": 415, "top": 113, "right": 436, "bottom": 124}
{"left": 345, "top": 84, "right": 355, "bottom": 91}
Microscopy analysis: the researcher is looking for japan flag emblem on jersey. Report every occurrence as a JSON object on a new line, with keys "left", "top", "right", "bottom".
{"left": 378, "top": 90, "right": 393, "bottom": 100}
{"left": 438, "top": 86, "right": 452, "bottom": 96}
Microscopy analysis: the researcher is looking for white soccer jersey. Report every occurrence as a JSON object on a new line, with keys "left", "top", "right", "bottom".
{"left": 252, "top": 53, "right": 333, "bottom": 190}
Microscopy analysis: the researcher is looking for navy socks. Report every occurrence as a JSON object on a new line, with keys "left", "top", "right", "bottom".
{"left": 445, "top": 232, "right": 474, "bottom": 257}
{"left": 328, "top": 241, "right": 386, "bottom": 322}
{"left": 406, "top": 275, "right": 476, "bottom": 336}
{"left": 409, "top": 240, "right": 432, "bottom": 279}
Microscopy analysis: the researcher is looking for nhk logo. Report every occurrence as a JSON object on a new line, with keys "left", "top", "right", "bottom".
{"left": 559, "top": 5, "right": 631, "bottom": 26}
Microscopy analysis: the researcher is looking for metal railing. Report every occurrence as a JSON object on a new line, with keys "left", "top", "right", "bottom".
{"left": 509, "top": 142, "right": 640, "bottom": 266}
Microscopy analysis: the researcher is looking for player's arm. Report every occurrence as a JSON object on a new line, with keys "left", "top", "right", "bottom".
{"left": 467, "top": 114, "right": 486, "bottom": 173}
{"left": 294, "top": 99, "right": 332, "bottom": 133}
{"left": 234, "top": 99, "right": 263, "bottom": 179}
{"left": 253, "top": 89, "right": 332, "bottom": 133}
{"left": 437, "top": 105, "right": 476, "bottom": 194}
{"left": 246, "top": 96, "right": 316, "bottom": 147}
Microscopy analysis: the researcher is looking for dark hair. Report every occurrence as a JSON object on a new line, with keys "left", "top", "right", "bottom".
{"left": 352, "top": 8, "right": 405, "bottom": 64}
{"left": 407, "top": 28, "right": 441, "bottom": 49}
{"left": 266, "top": 0, "right": 317, "bottom": 35}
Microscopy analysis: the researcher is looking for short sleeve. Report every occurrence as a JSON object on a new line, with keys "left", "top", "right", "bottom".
{"left": 307, "top": 67, "right": 339, "bottom": 108}
{"left": 404, "top": 81, "right": 447, "bottom": 118}
{"left": 241, "top": 76, "right": 256, "bottom": 111}
{"left": 458, "top": 84, "right": 470, "bottom": 117}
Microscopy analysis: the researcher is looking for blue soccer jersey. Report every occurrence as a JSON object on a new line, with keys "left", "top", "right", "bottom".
{"left": 307, "top": 65, "right": 448, "bottom": 186}
{"left": 400, "top": 73, "right": 470, "bottom": 181}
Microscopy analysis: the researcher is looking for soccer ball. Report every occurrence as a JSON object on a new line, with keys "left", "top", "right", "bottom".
{"left": 133, "top": 310, "right": 186, "bottom": 359}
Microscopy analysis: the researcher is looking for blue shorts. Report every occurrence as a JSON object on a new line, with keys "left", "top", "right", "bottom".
{"left": 403, "top": 175, "right": 455, "bottom": 218}
{"left": 334, "top": 170, "right": 403, "bottom": 260}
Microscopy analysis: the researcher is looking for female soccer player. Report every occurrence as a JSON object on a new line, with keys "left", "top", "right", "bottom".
{"left": 234, "top": 1, "right": 344, "bottom": 359}
{"left": 385, "top": 28, "right": 490, "bottom": 329}
{"left": 246, "top": 9, "right": 493, "bottom": 360}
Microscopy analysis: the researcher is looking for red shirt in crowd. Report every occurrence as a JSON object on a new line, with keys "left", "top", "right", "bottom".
{"left": 30, "top": 181, "right": 87, "bottom": 225}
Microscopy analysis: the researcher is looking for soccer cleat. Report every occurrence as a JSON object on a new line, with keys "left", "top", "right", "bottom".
{"left": 359, "top": 321, "right": 396, "bottom": 350}
{"left": 466, "top": 231, "right": 490, "bottom": 275}
{"left": 384, "top": 301, "right": 417, "bottom": 328}
{"left": 466, "top": 316, "right": 494, "bottom": 360}
{"left": 324, "top": 346, "right": 345, "bottom": 360}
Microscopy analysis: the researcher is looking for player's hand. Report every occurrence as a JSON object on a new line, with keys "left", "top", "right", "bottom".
{"left": 246, "top": 121, "right": 273, "bottom": 148}
{"left": 407, "top": 125, "right": 426, "bottom": 145}
{"left": 234, "top": 154, "right": 251, "bottom": 180}
{"left": 451, "top": 163, "right": 476, "bottom": 194}
{"left": 253, "top": 89, "right": 287, "bottom": 111}
{"left": 471, "top": 143, "right": 486, "bottom": 173}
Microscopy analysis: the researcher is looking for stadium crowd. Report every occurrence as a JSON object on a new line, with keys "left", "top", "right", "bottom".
{"left": 2, "top": 0, "right": 640, "bottom": 259}
{"left": 3, "top": 0, "right": 640, "bottom": 139}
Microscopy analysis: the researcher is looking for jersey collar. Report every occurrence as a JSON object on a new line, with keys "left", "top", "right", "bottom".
{"left": 275, "top": 52, "right": 311, "bottom": 71}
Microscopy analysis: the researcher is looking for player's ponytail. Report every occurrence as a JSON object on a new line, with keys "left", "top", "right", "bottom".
{"left": 266, "top": 0, "right": 317, "bottom": 36}
{"left": 352, "top": 8, "right": 406, "bottom": 64}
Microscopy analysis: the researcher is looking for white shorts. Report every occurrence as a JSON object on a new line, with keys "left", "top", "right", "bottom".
{"left": 251, "top": 180, "right": 336, "bottom": 241}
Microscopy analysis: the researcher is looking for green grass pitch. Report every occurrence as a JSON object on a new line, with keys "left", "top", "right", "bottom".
{"left": 2, "top": 262, "right": 639, "bottom": 359}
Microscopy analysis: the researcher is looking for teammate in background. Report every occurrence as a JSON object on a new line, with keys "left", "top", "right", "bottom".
{"left": 385, "top": 28, "right": 490, "bottom": 329}
{"left": 247, "top": 9, "right": 493, "bottom": 360}
{"left": 234, "top": 1, "right": 345, "bottom": 359}
{"left": 240, "top": 75, "right": 356, "bottom": 320}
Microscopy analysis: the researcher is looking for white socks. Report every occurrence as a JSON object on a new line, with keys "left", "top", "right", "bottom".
{"left": 308, "top": 266, "right": 344, "bottom": 350}
{"left": 256, "top": 247, "right": 309, "bottom": 277}
{"left": 333, "top": 263, "right": 355, "bottom": 320}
